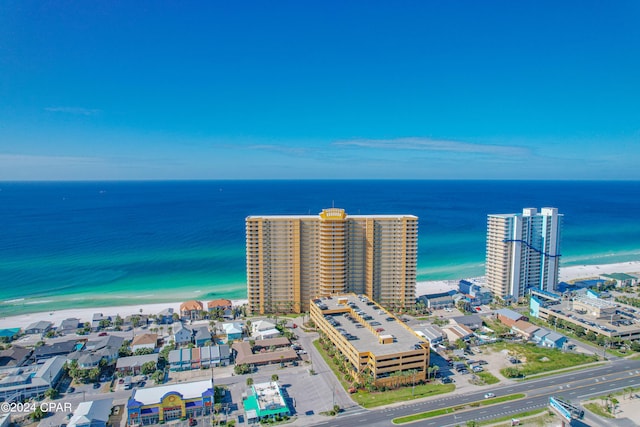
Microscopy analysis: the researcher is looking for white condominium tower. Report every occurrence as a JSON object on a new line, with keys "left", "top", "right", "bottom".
{"left": 246, "top": 208, "right": 418, "bottom": 314}
{"left": 486, "top": 207, "right": 562, "bottom": 300}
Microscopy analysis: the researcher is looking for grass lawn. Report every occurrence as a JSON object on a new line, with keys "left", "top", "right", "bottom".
{"left": 584, "top": 402, "right": 615, "bottom": 418}
{"left": 313, "top": 340, "right": 454, "bottom": 408}
{"left": 475, "top": 371, "right": 500, "bottom": 385}
{"left": 491, "top": 342, "right": 599, "bottom": 377}
{"left": 393, "top": 393, "right": 525, "bottom": 424}
{"left": 477, "top": 409, "right": 550, "bottom": 426}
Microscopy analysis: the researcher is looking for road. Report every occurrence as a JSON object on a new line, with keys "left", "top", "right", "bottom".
{"left": 309, "top": 358, "right": 640, "bottom": 426}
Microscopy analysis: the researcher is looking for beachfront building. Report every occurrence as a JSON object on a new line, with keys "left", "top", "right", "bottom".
{"left": 599, "top": 273, "right": 639, "bottom": 288}
{"left": 126, "top": 379, "right": 214, "bottom": 426}
{"left": 180, "top": 301, "right": 204, "bottom": 321}
{"left": 24, "top": 321, "right": 52, "bottom": 335}
{"left": 243, "top": 381, "right": 290, "bottom": 423}
{"left": 246, "top": 208, "right": 418, "bottom": 314}
{"left": 486, "top": 207, "right": 563, "bottom": 300}
{"left": 310, "top": 294, "right": 429, "bottom": 388}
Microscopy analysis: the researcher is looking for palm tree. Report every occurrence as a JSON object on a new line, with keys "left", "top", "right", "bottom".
{"left": 246, "top": 377, "right": 254, "bottom": 387}
{"left": 432, "top": 365, "right": 439, "bottom": 380}
{"left": 271, "top": 374, "right": 279, "bottom": 382}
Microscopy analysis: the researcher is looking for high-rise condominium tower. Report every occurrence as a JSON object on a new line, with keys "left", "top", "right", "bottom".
{"left": 246, "top": 208, "right": 418, "bottom": 314}
{"left": 486, "top": 207, "right": 562, "bottom": 300}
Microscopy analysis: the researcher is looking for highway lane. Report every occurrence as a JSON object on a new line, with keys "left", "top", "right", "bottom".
{"left": 311, "top": 358, "right": 640, "bottom": 426}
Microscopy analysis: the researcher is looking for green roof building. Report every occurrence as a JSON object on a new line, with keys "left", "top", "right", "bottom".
{"left": 243, "top": 382, "right": 289, "bottom": 423}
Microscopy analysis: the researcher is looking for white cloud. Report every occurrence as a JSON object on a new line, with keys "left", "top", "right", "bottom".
{"left": 0, "top": 153, "right": 103, "bottom": 166}
{"left": 44, "top": 107, "right": 101, "bottom": 116}
{"left": 245, "top": 144, "right": 311, "bottom": 156}
{"left": 333, "top": 137, "right": 529, "bottom": 156}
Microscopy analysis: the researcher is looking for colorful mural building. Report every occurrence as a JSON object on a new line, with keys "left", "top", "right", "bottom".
{"left": 126, "top": 379, "right": 214, "bottom": 426}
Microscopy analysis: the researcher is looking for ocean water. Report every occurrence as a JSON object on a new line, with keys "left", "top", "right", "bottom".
{"left": 1, "top": 180, "right": 639, "bottom": 316}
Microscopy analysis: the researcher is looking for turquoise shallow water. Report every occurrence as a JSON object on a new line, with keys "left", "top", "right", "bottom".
{"left": 1, "top": 180, "right": 639, "bottom": 316}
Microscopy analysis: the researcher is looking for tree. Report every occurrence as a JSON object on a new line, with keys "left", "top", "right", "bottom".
{"left": 271, "top": 374, "right": 279, "bottom": 382}
{"left": 119, "top": 345, "right": 133, "bottom": 358}
{"left": 432, "top": 365, "right": 439, "bottom": 380}
{"left": 44, "top": 387, "right": 59, "bottom": 399}
{"left": 151, "top": 369, "right": 165, "bottom": 384}
{"left": 135, "top": 347, "right": 154, "bottom": 356}
{"left": 141, "top": 361, "right": 157, "bottom": 375}
{"left": 131, "top": 316, "right": 141, "bottom": 328}
{"left": 455, "top": 339, "right": 466, "bottom": 350}
{"left": 88, "top": 367, "right": 100, "bottom": 382}
{"left": 246, "top": 377, "right": 254, "bottom": 387}
{"left": 30, "top": 406, "right": 46, "bottom": 421}
{"left": 234, "top": 364, "right": 251, "bottom": 375}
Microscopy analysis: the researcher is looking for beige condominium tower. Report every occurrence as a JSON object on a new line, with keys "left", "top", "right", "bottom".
{"left": 486, "top": 207, "right": 562, "bottom": 301}
{"left": 246, "top": 208, "right": 418, "bottom": 314}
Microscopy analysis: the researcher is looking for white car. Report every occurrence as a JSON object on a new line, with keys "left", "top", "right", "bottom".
{"left": 484, "top": 393, "right": 495, "bottom": 399}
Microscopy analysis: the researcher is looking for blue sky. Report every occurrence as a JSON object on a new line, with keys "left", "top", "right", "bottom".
{"left": 1, "top": 1, "right": 639, "bottom": 180}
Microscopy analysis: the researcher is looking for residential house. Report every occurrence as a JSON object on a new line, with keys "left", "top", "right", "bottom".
{"left": 180, "top": 300, "right": 204, "bottom": 321}
{"left": 0, "top": 346, "right": 31, "bottom": 372}
{"left": 91, "top": 313, "right": 113, "bottom": 332}
{"left": 496, "top": 308, "right": 526, "bottom": 328}
{"left": 442, "top": 324, "right": 473, "bottom": 343}
{"left": 172, "top": 323, "right": 192, "bottom": 346}
{"left": 511, "top": 320, "right": 540, "bottom": 340}
{"left": 207, "top": 299, "right": 232, "bottom": 316}
{"left": 74, "top": 335, "right": 125, "bottom": 367}
{"left": 193, "top": 326, "right": 211, "bottom": 347}
{"left": 24, "top": 321, "right": 53, "bottom": 335}
{"left": 67, "top": 398, "right": 113, "bottom": 427}
{"left": 157, "top": 308, "right": 175, "bottom": 325}
{"left": 451, "top": 314, "right": 483, "bottom": 331}
{"left": 532, "top": 328, "right": 567, "bottom": 349}
{"left": 59, "top": 318, "right": 81, "bottom": 335}
{"left": 0, "top": 356, "right": 66, "bottom": 402}
{"left": 131, "top": 334, "right": 157, "bottom": 353}
{"left": 33, "top": 340, "right": 78, "bottom": 363}
{"left": 222, "top": 322, "right": 244, "bottom": 342}
{"left": 251, "top": 320, "right": 280, "bottom": 339}
{"left": 251, "top": 320, "right": 276, "bottom": 336}
{"left": 459, "top": 279, "right": 493, "bottom": 306}
{"left": 116, "top": 354, "right": 159, "bottom": 375}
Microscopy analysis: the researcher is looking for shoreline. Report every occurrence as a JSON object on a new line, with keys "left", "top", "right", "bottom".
{"left": 415, "top": 260, "right": 640, "bottom": 297}
{"left": 1, "top": 260, "right": 639, "bottom": 331}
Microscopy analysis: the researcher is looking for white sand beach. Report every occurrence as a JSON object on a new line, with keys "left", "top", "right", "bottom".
{"left": 1, "top": 260, "right": 640, "bottom": 330}
{"left": 415, "top": 260, "right": 640, "bottom": 297}
{"left": 0, "top": 299, "right": 248, "bottom": 330}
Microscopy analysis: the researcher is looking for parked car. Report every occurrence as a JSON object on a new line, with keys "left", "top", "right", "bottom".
{"left": 93, "top": 382, "right": 101, "bottom": 389}
{"left": 441, "top": 377, "right": 454, "bottom": 384}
